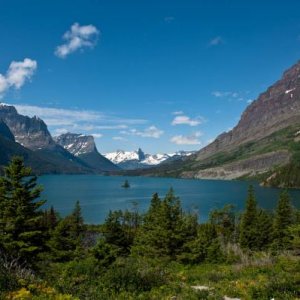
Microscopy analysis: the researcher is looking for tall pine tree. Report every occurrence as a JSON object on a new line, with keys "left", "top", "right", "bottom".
{"left": 272, "top": 190, "right": 294, "bottom": 250}
{"left": 239, "top": 185, "right": 259, "bottom": 250}
{"left": 0, "top": 157, "right": 45, "bottom": 264}
{"left": 132, "top": 189, "right": 197, "bottom": 260}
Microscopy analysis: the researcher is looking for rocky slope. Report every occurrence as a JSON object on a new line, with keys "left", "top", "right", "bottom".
{"left": 54, "top": 133, "right": 119, "bottom": 172}
{"left": 0, "top": 104, "right": 115, "bottom": 174}
{"left": 104, "top": 149, "right": 194, "bottom": 170}
{"left": 138, "top": 61, "right": 300, "bottom": 187}
{"left": 196, "top": 61, "right": 300, "bottom": 161}
{"left": 0, "top": 104, "right": 54, "bottom": 150}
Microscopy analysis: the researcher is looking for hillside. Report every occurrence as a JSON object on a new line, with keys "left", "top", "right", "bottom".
{"left": 55, "top": 133, "right": 119, "bottom": 172}
{"left": 131, "top": 61, "right": 300, "bottom": 188}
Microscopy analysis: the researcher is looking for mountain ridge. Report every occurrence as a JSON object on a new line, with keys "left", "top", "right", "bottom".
{"left": 129, "top": 60, "right": 300, "bottom": 188}
{"left": 104, "top": 149, "right": 195, "bottom": 170}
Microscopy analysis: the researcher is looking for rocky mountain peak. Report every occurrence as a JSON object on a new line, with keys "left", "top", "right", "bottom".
{"left": 137, "top": 148, "right": 146, "bottom": 161}
{"left": 54, "top": 133, "right": 97, "bottom": 156}
{"left": 197, "top": 60, "right": 300, "bottom": 160}
{"left": 0, "top": 104, "right": 54, "bottom": 150}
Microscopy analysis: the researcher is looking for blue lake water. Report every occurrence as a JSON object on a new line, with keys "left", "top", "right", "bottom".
{"left": 38, "top": 175, "right": 300, "bottom": 224}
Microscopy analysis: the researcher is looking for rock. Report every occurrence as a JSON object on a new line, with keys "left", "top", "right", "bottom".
{"left": 55, "top": 133, "right": 119, "bottom": 171}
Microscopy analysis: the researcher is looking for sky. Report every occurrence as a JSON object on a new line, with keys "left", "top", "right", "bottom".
{"left": 1, "top": 0, "right": 300, "bottom": 154}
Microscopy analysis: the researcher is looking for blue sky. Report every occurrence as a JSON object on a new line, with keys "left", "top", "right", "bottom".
{"left": 1, "top": 0, "right": 300, "bottom": 153}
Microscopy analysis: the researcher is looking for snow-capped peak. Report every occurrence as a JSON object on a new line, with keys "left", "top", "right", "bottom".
{"left": 104, "top": 148, "right": 195, "bottom": 168}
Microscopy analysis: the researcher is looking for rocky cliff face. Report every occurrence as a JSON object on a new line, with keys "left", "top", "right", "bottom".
{"left": 0, "top": 105, "right": 100, "bottom": 174}
{"left": 196, "top": 61, "right": 300, "bottom": 161}
{"left": 54, "top": 133, "right": 97, "bottom": 156}
{"left": 55, "top": 133, "right": 119, "bottom": 172}
{"left": 0, "top": 104, "right": 54, "bottom": 150}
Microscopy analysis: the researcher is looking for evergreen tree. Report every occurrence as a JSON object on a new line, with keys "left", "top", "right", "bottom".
{"left": 0, "top": 157, "right": 45, "bottom": 264}
{"left": 132, "top": 189, "right": 197, "bottom": 260}
{"left": 209, "top": 204, "right": 236, "bottom": 244}
{"left": 47, "top": 201, "right": 85, "bottom": 262}
{"left": 42, "top": 206, "right": 58, "bottom": 230}
{"left": 180, "top": 223, "right": 223, "bottom": 264}
{"left": 272, "top": 190, "right": 294, "bottom": 250}
{"left": 255, "top": 209, "right": 273, "bottom": 250}
{"left": 239, "top": 185, "right": 259, "bottom": 250}
{"left": 70, "top": 200, "right": 85, "bottom": 239}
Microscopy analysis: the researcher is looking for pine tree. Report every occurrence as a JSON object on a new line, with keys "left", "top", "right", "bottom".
{"left": 132, "top": 189, "right": 197, "bottom": 260}
{"left": 70, "top": 200, "right": 85, "bottom": 239}
{"left": 239, "top": 185, "right": 259, "bottom": 250}
{"left": 47, "top": 201, "right": 86, "bottom": 262}
{"left": 272, "top": 190, "right": 294, "bottom": 250}
{"left": 0, "top": 157, "right": 45, "bottom": 264}
{"left": 255, "top": 209, "right": 273, "bottom": 250}
{"left": 209, "top": 204, "right": 236, "bottom": 244}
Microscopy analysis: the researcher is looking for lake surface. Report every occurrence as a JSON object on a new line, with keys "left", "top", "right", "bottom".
{"left": 38, "top": 175, "right": 300, "bottom": 224}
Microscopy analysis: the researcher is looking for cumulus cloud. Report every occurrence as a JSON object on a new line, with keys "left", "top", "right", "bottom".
{"left": 0, "top": 58, "right": 37, "bottom": 98}
{"left": 208, "top": 36, "right": 223, "bottom": 46}
{"left": 170, "top": 132, "right": 202, "bottom": 145}
{"left": 171, "top": 115, "right": 203, "bottom": 126}
{"left": 55, "top": 23, "right": 99, "bottom": 58}
{"left": 121, "top": 126, "right": 164, "bottom": 138}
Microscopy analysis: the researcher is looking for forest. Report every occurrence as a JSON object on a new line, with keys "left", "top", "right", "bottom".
{"left": 0, "top": 157, "right": 300, "bottom": 299}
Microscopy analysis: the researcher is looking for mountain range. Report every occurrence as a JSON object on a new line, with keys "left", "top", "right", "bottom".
{"left": 0, "top": 104, "right": 118, "bottom": 174}
{"left": 0, "top": 60, "right": 300, "bottom": 187}
{"left": 104, "top": 149, "right": 194, "bottom": 170}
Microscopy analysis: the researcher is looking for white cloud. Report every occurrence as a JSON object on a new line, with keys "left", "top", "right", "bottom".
{"left": 11, "top": 103, "right": 147, "bottom": 136}
{"left": 121, "top": 126, "right": 164, "bottom": 138}
{"left": 55, "top": 23, "right": 99, "bottom": 58}
{"left": 53, "top": 128, "right": 68, "bottom": 136}
{"left": 171, "top": 115, "right": 203, "bottom": 126}
{"left": 247, "top": 99, "right": 253, "bottom": 104}
{"left": 0, "top": 58, "right": 37, "bottom": 98}
{"left": 208, "top": 36, "right": 223, "bottom": 46}
{"left": 170, "top": 132, "right": 202, "bottom": 145}
{"left": 91, "top": 133, "right": 103, "bottom": 138}
{"left": 113, "top": 136, "right": 127, "bottom": 141}
{"left": 211, "top": 91, "right": 235, "bottom": 98}
{"left": 172, "top": 111, "right": 184, "bottom": 115}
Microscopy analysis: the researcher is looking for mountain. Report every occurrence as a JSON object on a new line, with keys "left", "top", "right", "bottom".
{"left": 54, "top": 133, "right": 119, "bottom": 172}
{"left": 0, "top": 104, "right": 54, "bottom": 150}
{"left": 0, "top": 104, "right": 97, "bottom": 174}
{"left": 134, "top": 61, "right": 300, "bottom": 188}
{"left": 0, "top": 119, "right": 70, "bottom": 174}
{"left": 104, "top": 148, "right": 194, "bottom": 170}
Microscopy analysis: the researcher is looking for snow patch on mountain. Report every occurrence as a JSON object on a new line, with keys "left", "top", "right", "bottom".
{"left": 104, "top": 148, "right": 194, "bottom": 169}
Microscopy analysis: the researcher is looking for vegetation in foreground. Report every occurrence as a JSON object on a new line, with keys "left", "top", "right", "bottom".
{"left": 0, "top": 157, "right": 300, "bottom": 299}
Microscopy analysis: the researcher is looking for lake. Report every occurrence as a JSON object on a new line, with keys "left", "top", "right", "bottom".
{"left": 38, "top": 175, "right": 300, "bottom": 224}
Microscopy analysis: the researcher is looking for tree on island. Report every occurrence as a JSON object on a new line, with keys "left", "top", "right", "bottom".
{"left": 122, "top": 179, "right": 130, "bottom": 188}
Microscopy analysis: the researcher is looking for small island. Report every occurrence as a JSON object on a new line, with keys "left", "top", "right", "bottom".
{"left": 121, "top": 179, "right": 130, "bottom": 188}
